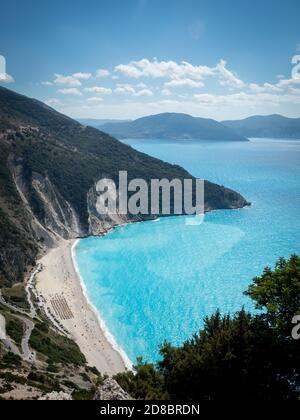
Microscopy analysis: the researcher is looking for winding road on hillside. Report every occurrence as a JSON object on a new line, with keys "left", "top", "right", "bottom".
{"left": 0, "top": 266, "right": 41, "bottom": 363}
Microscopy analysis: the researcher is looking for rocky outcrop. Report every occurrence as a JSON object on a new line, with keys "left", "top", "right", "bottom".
{"left": 87, "top": 181, "right": 135, "bottom": 236}
{"left": 8, "top": 156, "right": 58, "bottom": 249}
{"left": 9, "top": 157, "right": 83, "bottom": 241}
{"left": 94, "top": 378, "right": 133, "bottom": 400}
{"left": 0, "top": 313, "right": 6, "bottom": 340}
{"left": 31, "top": 172, "right": 83, "bottom": 239}
{"left": 11, "top": 158, "right": 134, "bottom": 240}
{"left": 9, "top": 155, "right": 136, "bottom": 241}
{"left": 39, "top": 391, "right": 73, "bottom": 400}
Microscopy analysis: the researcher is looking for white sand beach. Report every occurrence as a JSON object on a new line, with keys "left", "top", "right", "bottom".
{"left": 35, "top": 239, "right": 129, "bottom": 375}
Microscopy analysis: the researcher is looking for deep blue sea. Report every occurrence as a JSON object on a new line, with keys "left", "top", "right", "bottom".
{"left": 75, "top": 138, "right": 300, "bottom": 363}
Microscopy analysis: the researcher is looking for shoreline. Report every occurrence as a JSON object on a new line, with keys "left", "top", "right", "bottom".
{"left": 34, "top": 210, "right": 249, "bottom": 375}
{"left": 70, "top": 239, "right": 133, "bottom": 371}
{"left": 35, "top": 238, "right": 131, "bottom": 375}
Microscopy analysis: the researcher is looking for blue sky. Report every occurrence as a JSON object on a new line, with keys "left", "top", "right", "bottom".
{"left": 0, "top": 0, "right": 300, "bottom": 120}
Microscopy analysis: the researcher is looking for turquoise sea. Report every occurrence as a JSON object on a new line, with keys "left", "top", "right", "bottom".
{"left": 75, "top": 138, "right": 300, "bottom": 363}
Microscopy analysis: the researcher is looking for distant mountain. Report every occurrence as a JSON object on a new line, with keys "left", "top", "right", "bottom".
{"left": 223, "top": 114, "right": 300, "bottom": 139}
{"left": 77, "top": 118, "right": 130, "bottom": 128}
{"left": 0, "top": 87, "right": 249, "bottom": 287}
{"left": 100, "top": 113, "right": 248, "bottom": 141}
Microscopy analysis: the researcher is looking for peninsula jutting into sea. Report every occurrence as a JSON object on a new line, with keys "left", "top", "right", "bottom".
{"left": 0, "top": 0, "right": 299, "bottom": 402}
{"left": 0, "top": 86, "right": 248, "bottom": 371}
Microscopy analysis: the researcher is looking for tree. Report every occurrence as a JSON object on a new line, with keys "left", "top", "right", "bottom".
{"left": 245, "top": 255, "right": 300, "bottom": 337}
{"left": 114, "top": 255, "right": 300, "bottom": 400}
{"left": 158, "top": 310, "right": 294, "bottom": 400}
{"left": 245, "top": 255, "right": 300, "bottom": 391}
{"left": 114, "top": 357, "right": 167, "bottom": 400}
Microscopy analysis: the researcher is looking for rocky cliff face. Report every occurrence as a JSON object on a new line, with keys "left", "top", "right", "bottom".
{"left": 86, "top": 181, "right": 133, "bottom": 236}
{"left": 10, "top": 154, "right": 136, "bottom": 240}
{"left": 37, "top": 379, "right": 132, "bottom": 400}
{"left": 10, "top": 155, "right": 87, "bottom": 244}
{"left": 94, "top": 378, "right": 133, "bottom": 400}
{"left": 38, "top": 391, "right": 73, "bottom": 401}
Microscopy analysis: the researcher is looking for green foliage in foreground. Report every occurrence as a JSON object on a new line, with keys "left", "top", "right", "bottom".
{"left": 115, "top": 358, "right": 168, "bottom": 400}
{"left": 0, "top": 352, "right": 22, "bottom": 369}
{"left": 1, "top": 284, "right": 30, "bottom": 311}
{"left": 72, "top": 387, "right": 96, "bottom": 401}
{"left": 29, "top": 322, "right": 86, "bottom": 366}
{"left": 6, "top": 317, "right": 24, "bottom": 347}
{"left": 115, "top": 255, "right": 300, "bottom": 400}
{"left": 245, "top": 255, "right": 300, "bottom": 337}
{"left": 0, "top": 307, "right": 24, "bottom": 347}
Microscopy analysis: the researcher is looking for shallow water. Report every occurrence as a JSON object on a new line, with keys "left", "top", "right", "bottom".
{"left": 75, "top": 138, "right": 300, "bottom": 363}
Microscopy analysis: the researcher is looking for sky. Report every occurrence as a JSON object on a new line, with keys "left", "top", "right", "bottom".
{"left": 0, "top": 0, "right": 300, "bottom": 120}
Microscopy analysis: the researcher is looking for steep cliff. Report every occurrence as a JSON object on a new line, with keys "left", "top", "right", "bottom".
{"left": 0, "top": 86, "right": 249, "bottom": 287}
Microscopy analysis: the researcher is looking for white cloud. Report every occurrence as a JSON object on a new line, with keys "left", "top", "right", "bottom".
{"left": 54, "top": 74, "right": 82, "bottom": 87}
{"left": 215, "top": 59, "right": 245, "bottom": 89}
{"left": 136, "top": 82, "right": 147, "bottom": 88}
{"left": 44, "top": 98, "right": 62, "bottom": 106}
{"left": 57, "top": 87, "right": 82, "bottom": 96}
{"left": 84, "top": 86, "right": 112, "bottom": 95}
{"left": 194, "top": 91, "right": 300, "bottom": 107}
{"left": 47, "top": 72, "right": 91, "bottom": 87}
{"left": 194, "top": 93, "right": 220, "bottom": 104}
{"left": 114, "top": 58, "right": 246, "bottom": 91}
{"left": 144, "top": 99, "right": 184, "bottom": 111}
{"left": 155, "top": 99, "right": 181, "bottom": 106}
{"left": 114, "top": 58, "right": 215, "bottom": 80}
{"left": 72, "top": 72, "right": 92, "bottom": 80}
{"left": 0, "top": 55, "right": 14, "bottom": 83}
{"left": 0, "top": 73, "right": 14, "bottom": 83}
{"left": 114, "top": 83, "right": 136, "bottom": 95}
{"left": 161, "top": 88, "right": 172, "bottom": 96}
{"left": 165, "top": 78, "right": 204, "bottom": 88}
{"left": 289, "top": 87, "right": 300, "bottom": 95}
{"left": 114, "top": 64, "right": 143, "bottom": 78}
{"left": 87, "top": 96, "right": 104, "bottom": 102}
{"left": 114, "top": 84, "right": 153, "bottom": 97}
{"left": 42, "top": 57, "right": 300, "bottom": 120}
{"left": 249, "top": 82, "right": 283, "bottom": 93}
{"left": 277, "top": 76, "right": 300, "bottom": 88}
{"left": 247, "top": 74, "right": 300, "bottom": 95}
{"left": 95, "top": 68, "right": 110, "bottom": 78}
{"left": 134, "top": 88, "right": 153, "bottom": 97}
